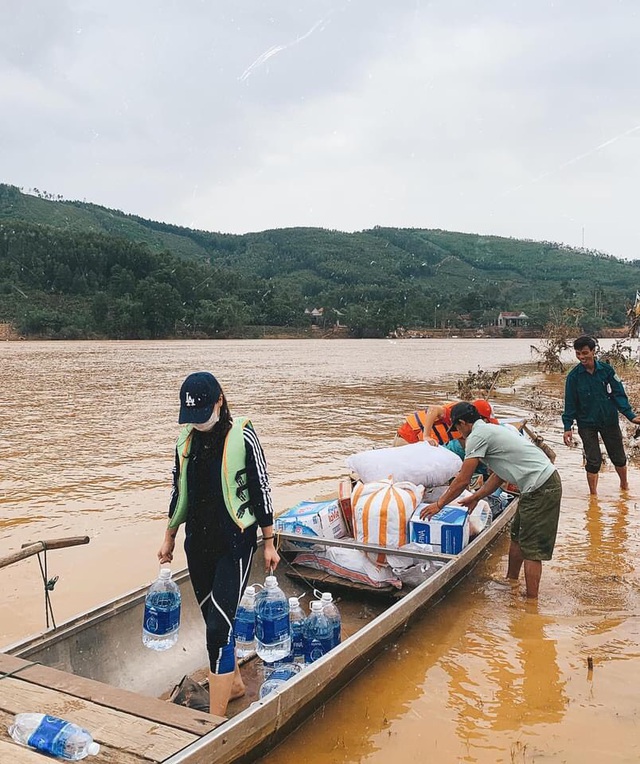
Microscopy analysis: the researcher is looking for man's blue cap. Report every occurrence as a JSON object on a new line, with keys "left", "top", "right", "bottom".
{"left": 178, "top": 372, "right": 222, "bottom": 424}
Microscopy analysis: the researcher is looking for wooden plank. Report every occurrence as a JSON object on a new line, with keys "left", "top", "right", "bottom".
{"left": 0, "top": 537, "right": 90, "bottom": 569}
{"left": 0, "top": 737, "right": 50, "bottom": 763}
{"left": 276, "top": 532, "right": 457, "bottom": 561}
{"left": 0, "top": 711, "right": 146, "bottom": 764}
{"left": 0, "top": 676, "right": 198, "bottom": 762}
{"left": 0, "top": 653, "right": 222, "bottom": 736}
{"left": 20, "top": 536, "right": 91, "bottom": 551}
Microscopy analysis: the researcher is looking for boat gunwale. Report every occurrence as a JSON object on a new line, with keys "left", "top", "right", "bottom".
{"left": 2, "top": 569, "right": 193, "bottom": 657}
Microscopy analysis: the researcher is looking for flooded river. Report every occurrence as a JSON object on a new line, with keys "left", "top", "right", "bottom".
{"left": 2, "top": 338, "right": 639, "bottom": 763}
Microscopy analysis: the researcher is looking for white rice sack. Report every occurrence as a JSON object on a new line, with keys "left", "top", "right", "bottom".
{"left": 293, "top": 547, "right": 402, "bottom": 589}
{"left": 347, "top": 442, "right": 462, "bottom": 487}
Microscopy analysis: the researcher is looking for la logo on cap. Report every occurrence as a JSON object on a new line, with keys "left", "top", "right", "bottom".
{"left": 185, "top": 392, "right": 197, "bottom": 407}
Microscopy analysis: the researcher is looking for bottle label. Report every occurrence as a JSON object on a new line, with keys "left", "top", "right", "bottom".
{"left": 27, "top": 715, "right": 70, "bottom": 756}
{"left": 234, "top": 611, "right": 255, "bottom": 642}
{"left": 143, "top": 602, "right": 181, "bottom": 635}
{"left": 306, "top": 638, "right": 327, "bottom": 664}
{"left": 270, "top": 666, "right": 298, "bottom": 681}
{"left": 256, "top": 613, "right": 289, "bottom": 643}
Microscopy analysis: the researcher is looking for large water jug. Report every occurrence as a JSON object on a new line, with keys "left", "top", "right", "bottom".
{"left": 319, "top": 591, "right": 341, "bottom": 648}
{"left": 303, "top": 600, "right": 332, "bottom": 664}
{"left": 286, "top": 596, "right": 306, "bottom": 664}
{"left": 142, "top": 568, "right": 181, "bottom": 651}
{"left": 255, "top": 575, "right": 291, "bottom": 662}
{"left": 8, "top": 713, "right": 100, "bottom": 760}
{"left": 233, "top": 585, "right": 257, "bottom": 658}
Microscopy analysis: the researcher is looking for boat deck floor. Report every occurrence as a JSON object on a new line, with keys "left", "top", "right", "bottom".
{"left": 0, "top": 653, "right": 224, "bottom": 763}
{"left": 200, "top": 585, "right": 390, "bottom": 718}
{"left": 0, "top": 575, "right": 394, "bottom": 760}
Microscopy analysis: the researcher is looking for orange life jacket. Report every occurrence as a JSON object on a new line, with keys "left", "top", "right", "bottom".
{"left": 397, "top": 403, "right": 459, "bottom": 445}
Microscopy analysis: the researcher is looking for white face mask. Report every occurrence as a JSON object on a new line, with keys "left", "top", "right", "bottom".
{"left": 192, "top": 406, "right": 220, "bottom": 431}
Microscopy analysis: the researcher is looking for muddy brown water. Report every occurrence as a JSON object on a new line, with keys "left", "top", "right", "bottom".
{"left": 2, "top": 339, "right": 639, "bottom": 763}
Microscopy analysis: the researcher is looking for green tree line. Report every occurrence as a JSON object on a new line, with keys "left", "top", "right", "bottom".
{"left": 0, "top": 183, "right": 638, "bottom": 339}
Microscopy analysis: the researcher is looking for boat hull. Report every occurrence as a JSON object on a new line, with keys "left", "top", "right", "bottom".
{"left": 3, "top": 499, "right": 517, "bottom": 763}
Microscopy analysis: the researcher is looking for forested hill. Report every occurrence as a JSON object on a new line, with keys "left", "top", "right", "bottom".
{"left": 0, "top": 183, "right": 638, "bottom": 339}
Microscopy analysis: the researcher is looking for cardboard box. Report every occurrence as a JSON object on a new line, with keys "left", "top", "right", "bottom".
{"left": 338, "top": 478, "right": 354, "bottom": 537}
{"left": 275, "top": 499, "right": 348, "bottom": 550}
{"left": 409, "top": 505, "right": 470, "bottom": 554}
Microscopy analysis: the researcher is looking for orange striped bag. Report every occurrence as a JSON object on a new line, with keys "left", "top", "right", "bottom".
{"left": 352, "top": 479, "right": 425, "bottom": 565}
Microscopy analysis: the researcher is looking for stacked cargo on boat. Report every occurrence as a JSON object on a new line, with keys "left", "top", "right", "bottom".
{"left": 276, "top": 441, "right": 498, "bottom": 590}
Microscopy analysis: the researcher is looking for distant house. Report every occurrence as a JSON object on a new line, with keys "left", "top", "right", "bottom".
{"left": 305, "top": 307, "right": 324, "bottom": 324}
{"left": 497, "top": 311, "right": 529, "bottom": 327}
{"left": 305, "top": 306, "right": 345, "bottom": 328}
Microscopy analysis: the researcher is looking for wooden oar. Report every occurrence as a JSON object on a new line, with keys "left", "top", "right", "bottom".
{"left": 522, "top": 423, "right": 557, "bottom": 463}
{"left": 0, "top": 536, "right": 90, "bottom": 570}
{"left": 483, "top": 370, "right": 501, "bottom": 401}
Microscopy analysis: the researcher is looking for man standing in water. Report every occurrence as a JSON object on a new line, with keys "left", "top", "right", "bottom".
{"left": 421, "top": 402, "right": 562, "bottom": 599}
{"left": 562, "top": 335, "right": 640, "bottom": 496}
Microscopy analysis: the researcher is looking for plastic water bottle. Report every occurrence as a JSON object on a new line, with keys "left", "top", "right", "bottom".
{"left": 286, "top": 596, "right": 306, "bottom": 664}
{"left": 304, "top": 600, "right": 333, "bottom": 664}
{"left": 233, "top": 585, "right": 257, "bottom": 658}
{"left": 8, "top": 713, "right": 100, "bottom": 760}
{"left": 258, "top": 663, "right": 302, "bottom": 699}
{"left": 319, "top": 592, "right": 342, "bottom": 648}
{"left": 255, "top": 575, "right": 291, "bottom": 662}
{"left": 142, "top": 568, "right": 181, "bottom": 651}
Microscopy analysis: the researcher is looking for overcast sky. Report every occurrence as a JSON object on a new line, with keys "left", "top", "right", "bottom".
{"left": 2, "top": 1, "right": 639, "bottom": 258}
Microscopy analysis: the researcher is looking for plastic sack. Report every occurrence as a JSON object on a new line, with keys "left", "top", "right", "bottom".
{"left": 468, "top": 500, "right": 492, "bottom": 537}
{"left": 347, "top": 442, "right": 462, "bottom": 487}
{"left": 386, "top": 541, "right": 436, "bottom": 570}
{"left": 393, "top": 560, "right": 445, "bottom": 589}
{"left": 293, "top": 547, "right": 402, "bottom": 589}
{"left": 422, "top": 484, "right": 449, "bottom": 505}
{"left": 352, "top": 479, "right": 424, "bottom": 565}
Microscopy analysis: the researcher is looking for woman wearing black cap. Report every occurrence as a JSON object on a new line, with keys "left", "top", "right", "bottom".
{"left": 157, "top": 371, "right": 279, "bottom": 716}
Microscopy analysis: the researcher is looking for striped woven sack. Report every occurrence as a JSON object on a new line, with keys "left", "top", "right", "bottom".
{"left": 352, "top": 479, "right": 424, "bottom": 565}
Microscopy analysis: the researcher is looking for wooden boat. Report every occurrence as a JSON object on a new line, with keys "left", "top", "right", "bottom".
{"left": 0, "top": 496, "right": 518, "bottom": 763}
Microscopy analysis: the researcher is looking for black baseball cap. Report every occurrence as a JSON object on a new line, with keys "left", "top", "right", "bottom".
{"left": 448, "top": 401, "right": 481, "bottom": 433}
{"left": 178, "top": 372, "right": 222, "bottom": 424}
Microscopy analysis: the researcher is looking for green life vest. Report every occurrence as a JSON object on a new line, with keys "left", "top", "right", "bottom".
{"left": 168, "top": 416, "right": 256, "bottom": 531}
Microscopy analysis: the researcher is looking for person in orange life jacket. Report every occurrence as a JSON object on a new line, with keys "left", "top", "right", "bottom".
{"left": 395, "top": 399, "right": 498, "bottom": 446}
{"left": 157, "top": 371, "right": 279, "bottom": 717}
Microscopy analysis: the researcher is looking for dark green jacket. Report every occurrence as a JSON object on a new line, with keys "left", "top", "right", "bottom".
{"left": 562, "top": 360, "right": 635, "bottom": 430}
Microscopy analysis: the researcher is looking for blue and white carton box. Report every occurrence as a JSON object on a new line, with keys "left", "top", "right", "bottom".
{"left": 409, "top": 504, "right": 470, "bottom": 554}
{"left": 274, "top": 499, "right": 348, "bottom": 550}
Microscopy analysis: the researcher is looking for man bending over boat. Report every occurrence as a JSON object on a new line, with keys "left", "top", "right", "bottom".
{"left": 420, "top": 402, "right": 562, "bottom": 599}
{"left": 395, "top": 399, "right": 498, "bottom": 446}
